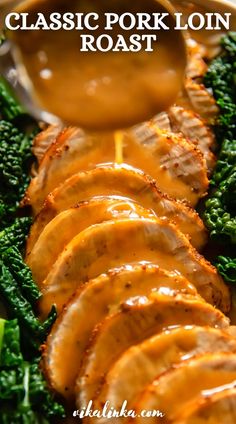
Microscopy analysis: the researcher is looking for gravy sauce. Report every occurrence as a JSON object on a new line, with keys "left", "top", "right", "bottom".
{"left": 11, "top": 0, "right": 186, "bottom": 130}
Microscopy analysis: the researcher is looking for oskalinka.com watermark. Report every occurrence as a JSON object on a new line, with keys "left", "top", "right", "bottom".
{"left": 73, "top": 400, "right": 165, "bottom": 419}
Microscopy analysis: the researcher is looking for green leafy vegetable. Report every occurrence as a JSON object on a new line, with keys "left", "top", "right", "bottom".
{"left": 0, "top": 120, "right": 34, "bottom": 229}
{"left": 28, "top": 361, "right": 65, "bottom": 419}
{"left": 216, "top": 256, "right": 236, "bottom": 284}
{"left": 2, "top": 247, "right": 41, "bottom": 304}
{"left": 203, "top": 32, "right": 236, "bottom": 285}
{"left": 0, "top": 76, "right": 65, "bottom": 422}
{"left": 0, "top": 319, "right": 23, "bottom": 367}
{"left": 0, "top": 319, "right": 65, "bottom": 423}
{"left": 204, "top": 33, "right": 236, "bottom": 244}
{"left": 212, "top": 138, "right": 236, "bottom": 185}
{"left": 204, "top": 171, "right": 236, "bottom": 244}
{"left": 0, "top": 222, "right": 56, "bottom": 353}
{"left": 0, "top": 76, "right": 25, "bottom": 121}
{"left": 0, "top": 76, "right": 38, "bottom": 229}
{"left": 204, "top": 32, "right": 236, "bottom": 145}
{"left": 0, "top": 261, "right": 56, "bottom": 344}
{"left": 0, "top": 218, "right": 32, "bottom": 254}
{"left": 204, "top": 32, "right": 236, "bottom": 192}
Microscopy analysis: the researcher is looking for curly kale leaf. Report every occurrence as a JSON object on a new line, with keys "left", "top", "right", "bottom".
{"left": 29, "top": 360, "right": 65, "bottom": 419}
{"left": 0, "top": 220, "right": 56, "bottom": 354}
{"left": 2, "top": 247, "right": 41, "bottom": 304}
{"left": 0, "top": 121, "right": 26, "bottom": 186}
{"left": 222, "top": 32, "right": 236, "bottom": 58}
{"left": 0, "top": 78, "right": 65, "bottom": 421}
{"left": 0, "top": 76, "right": 26, "bottom": 121}
{"left": 0, "top": 218, "right": 32, "bottom": 255}
{"left": 0, "top": 78, "right": 38, "bottom": 229}
{"left": 0, "top": 262, "right": 56, "bottom": 342}
{"left": 0, "top": 120, "right": 34, "bottom": 229}
{"left": 204, "top": 33, "right": 236, "bottom": 249}
{"left": 0, "top": 320, "right": 65, "bottom": 422}
{"left": 0, "top": 262, "right": 41, "bottom": 336}
{"left": 216, "top": 256, "right": 236, "bottom": 284}
{"left": 0, "top": 319, "right": 23, "bottom": 368}
{"left": 204, "top": 171, "right": 236, "bottom": 244}
{"left": 212, "top": 139, "right": 236, "bottom": 185}
{"left": 1, "top": 358, "right": 65, "bottom": 422}
{"left": 204, "top": 32, "right": 236, "bottom": 143}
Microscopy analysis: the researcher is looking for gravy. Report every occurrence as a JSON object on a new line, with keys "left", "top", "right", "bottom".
{"left": 10, "top": 0, "right": 186, "bottom": 130}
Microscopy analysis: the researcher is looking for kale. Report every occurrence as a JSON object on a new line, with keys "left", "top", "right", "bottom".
{"left": 0, "top": 77, "right": 65, "bottom": 422}
{"left": 0, "top": 261, "right": 57, "bottom": 347}
{"left": 204, "top": 171, "right": 236, "bottom": 244}
{"left": 0, "top": 120, "right": 34, "bottom": 229}
{"left": 0, "top": 76, "right": 38, "bottom": 229}
{"left": 0, "top": 218, "right": 32, "bottom": 254}
{"left": 222, "top": 32, "right": 236, "bottom": 58}
{"left": 203, "top": 33, "right": 236, "bottom": 285}
{"left": 204, "top": 32, "right": 236, "bottom": 144}
{"left": 0, "top": 223, "right": 57, "bottom": 352}
{"left": 216, "top": 256, "right": 236, "bottom": 284}
{"left": 0, "top": 319, "right": 23, "bottom": 367}
{"left": 0, "top": 319, "right": 65, "bottom": 423}
{"left": 0, "top": 76, "right": 26, "bottom": 122}
{"left": 204, "top": 33, "right": 236, "bottom": 246}
{"left": 29, "top": 361, "right": 65, "bottom": 419}
{"left": 212, "top": 138, "right": 236, "bottom": 185}
{"left": 2, "top": 247, "right": 41, "bottom": 304}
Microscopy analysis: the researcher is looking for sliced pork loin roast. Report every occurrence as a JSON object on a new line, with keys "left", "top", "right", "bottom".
{"left": 176, "top": 37, "right": 219, "bottom": 123}
{"left": 175, "top": 383, "right": 236, "bottom": 424}
{"left": 32, "top": 124, "right": 63, "bottom": 164}
{"left": 38, "top": 218, "right": 229, "bottom": 318}
{"left": 94, "top": 326, "right": 236, "bottom": 419}
{"left": 24, "top": 122, "right": 208, "bottom": 213}
{"left": 43, "top": 264, "right": 199, "bottom": 400}
{"left": 133, "top": 353, "right": 236, "bottom": 424}
{"left": 125, "top": 124, "right": 208, "bottom": 206}
{"left": 76, "top": 293, "right": 229, "bottom": 409}
{"left": 176, "top": 82, "right": 219, "bottom": 123}
{"left": 26, "top": 165, "right": 207, "bottom": 254}
{"left": 26, "top": 197, "right": 155, "bottom": 284}
{"left": 185, "top": 48, "right": 208, "bottom": 80}
{"left": 184, "top": 79, "right": 219, "bottom": 123}
{"left": 153, "top": 106, "right": 216, "bottom": 172}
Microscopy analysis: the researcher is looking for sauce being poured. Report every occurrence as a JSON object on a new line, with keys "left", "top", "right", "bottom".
{"left": 115, "top": 131, "right": 124, "bottom": 164}
{"left": 11, "top": 0, "right": 186, "bottom": 130}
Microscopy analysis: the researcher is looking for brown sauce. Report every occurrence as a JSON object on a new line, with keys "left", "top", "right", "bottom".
{"left": 11, "top": 0, "right": 186, "bottom": 130}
